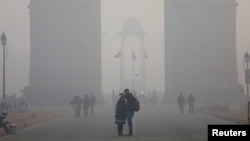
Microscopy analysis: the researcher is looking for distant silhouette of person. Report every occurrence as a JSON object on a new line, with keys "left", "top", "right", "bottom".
{"left": 69, "top": 95, "right": 82, "bottom": 117}
{"left": 0, "top": 113, "right": 10, "bottom": 134}
{"left": 187, "top": 93, "right": 196, "bottom": 115}
{"left": 177, "top": 93, "right": 185, "bottom": 115}
{"left": 89, "top": 93, "right": 96, "bottom": 115}
{"left": 82, "top": 95, "right": 90, "bottom": 118}
{"left": 115, "top": 93, "right": 126, "bottom": 136}
{"left": 152, "top": 89, "right": 158, "bottom": 106}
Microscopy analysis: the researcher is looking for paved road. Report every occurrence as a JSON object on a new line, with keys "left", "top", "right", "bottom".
{"left": 0, "top": 104, "right": 234, "bottom": 141}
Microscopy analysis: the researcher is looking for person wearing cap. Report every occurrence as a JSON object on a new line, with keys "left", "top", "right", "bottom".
{"left": 0, "top": 113, "right": 10, "bottom": 134}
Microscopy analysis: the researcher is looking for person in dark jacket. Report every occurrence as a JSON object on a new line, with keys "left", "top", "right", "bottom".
{"left": 177, "top": 93, "right": 185, "bottom": 115}
{"left": 69, "top": 95, "right": 82, "bottom": 117}
{"left": 82, "top": 95, "right": 90, "bottom": 118}
{"left": 0, "top": 113, "right": 10, "bottom": 134}
{"left": 115, "top": 93, "right": 127, "bottom": 136}
{"left": 89, "top": 93, "right": 96, "bottom": 115}
{"left": 187, "top": 93, "right": 196, "bottom": 115}
{"left": 124, "top": 88, "right": 136, "bottom": 136}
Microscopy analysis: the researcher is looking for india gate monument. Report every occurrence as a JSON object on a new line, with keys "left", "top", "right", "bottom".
{"left": 22, "top": 0, "right": 244, "bottom": 105}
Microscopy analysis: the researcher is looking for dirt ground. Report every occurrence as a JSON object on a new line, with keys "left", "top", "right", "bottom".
{"left": 196, "top": 105, "right": 249, "bottom": 124}
{"left": 0, "top": 108, "right": 68, "bottom": 136}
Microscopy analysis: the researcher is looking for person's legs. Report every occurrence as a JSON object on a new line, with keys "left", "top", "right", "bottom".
{"left": 189, "top": 105, "right": 192, "bottom": 115}
{"left": 86, "top": 106, "right": 89, "bottom": 117}
{"left": 117, "top": 124, "right": 121, "bottom": 135}
{"left": 83, "top": 107, "right": 87, "bottom": 117}
{"left": 180, "top": 106, "right": 184, "bottom": 115}
{"left": 126, "top": 111, "right": 134, "bottom": 135}
{"left": 191, "top": 104, "right": 194, "bottom": 115}
{"left": 91, "top": 105, "right": 94, "bottom": 115}
{"left": 120, "top": 124, "right": 123, "bottom": 134}
{"left": 117, "top": 124, "right": 123, "bottom": 136}
{"left": 75, "top": 106, "right": 79, "bottom": 117}
{"left": 77, "top": 106, "right": 80, "bottom": 117}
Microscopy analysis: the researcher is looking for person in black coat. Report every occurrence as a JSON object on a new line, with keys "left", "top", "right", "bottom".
{"left": 115, "top": 93, "right": 126, "bottom": 136}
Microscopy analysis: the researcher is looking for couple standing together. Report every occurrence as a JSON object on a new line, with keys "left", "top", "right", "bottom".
{"left": 115, "top": 88, "right": 138, "bottom": 136}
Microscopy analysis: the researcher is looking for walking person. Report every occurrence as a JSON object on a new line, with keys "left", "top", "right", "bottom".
{"left": 177, "top": 93, "right": 185, "bottom": 115}
{"left": 69, "top": 95, "right": 82, "bottom": 117}
{"left": 187, "top": 93, "right": 196, "bottom": 115}
{"left": 124, "top": 88, "right": 137, "bottom": 136}
{"left": 89, "top": 93, "right": 96, "bottom": 115}
{"left": 82, "top": 94, "right": 90, "bottom": 118}
{"left": 115, "top": 93, "right": 126, "bottom": 136}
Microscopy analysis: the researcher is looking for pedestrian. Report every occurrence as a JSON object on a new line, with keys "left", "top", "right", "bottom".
{"left": 177, "top": 93, "right": 185, "bottom": 115}
{"left": 124, "top": 88, "right": 137, "bottom": 136}
{"left": 89, "top": 93, "right": 96, "bottom": 115}
{"left": 82, "top": 94, "right": 90, "bottom": 118}
{"left": 187, "top": 93, "right": 196, "bottom": 115}
{"left": 69, "top": 95, "right": 82, "bottom": 117}
{"left": 0, "top": 113, "right": 10, "bottom": 135}
{"left": 115, "top": 93, "right": 126, "bottom": 136}
{"left": 152, "top": 89, "right": 158, "bottom": 106}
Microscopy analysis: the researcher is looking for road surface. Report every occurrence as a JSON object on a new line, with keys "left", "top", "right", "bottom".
{"left": 0, "top": 104, "right": 235, "bottom": 141}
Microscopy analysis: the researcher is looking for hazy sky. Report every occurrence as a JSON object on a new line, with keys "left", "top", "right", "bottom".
{"left": 0, "top": 0, "right": 249, "bottom": 97}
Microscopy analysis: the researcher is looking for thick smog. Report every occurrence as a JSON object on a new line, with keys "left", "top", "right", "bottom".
{"left": 0, "top": 0, "right": 249, "bottom": 141}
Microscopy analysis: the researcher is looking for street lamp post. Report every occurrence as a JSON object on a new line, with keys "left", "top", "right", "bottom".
{"left": 1, "top": 32, "right": 6, "bottom": 101}
{"left": 244, "top": 52, "right": 250, "bottom": 99}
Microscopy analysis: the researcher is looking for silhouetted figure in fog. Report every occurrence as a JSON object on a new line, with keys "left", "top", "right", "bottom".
{"left": 69, "top": 95, "right": 82, "bottom": 117}
{"left": 89, "top": 93, "right": 96, "bottom": 115}
{"left": 0, "top": 113, "right": 10, "bottom": 134}
{"left": 124, "top": 88, "right": 137, "bottom": 136}
{"left": 177, "top": 93, "right": 185, "bottom": 115}
{"left": 115, "top": 93, "right": 126, "bottom": 136}
{"left": 82, "top": 95, "right": 90, "bottom": 118}
{"left": 152, "top": 89, "right": 158, "bottom": 106}
{"left": 187, "top": 93, "right": 196, "bottom": 115}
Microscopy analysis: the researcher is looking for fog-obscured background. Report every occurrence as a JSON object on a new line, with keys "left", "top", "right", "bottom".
{"left": 0, "top": 0, "right": 249, "bottom": 98}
